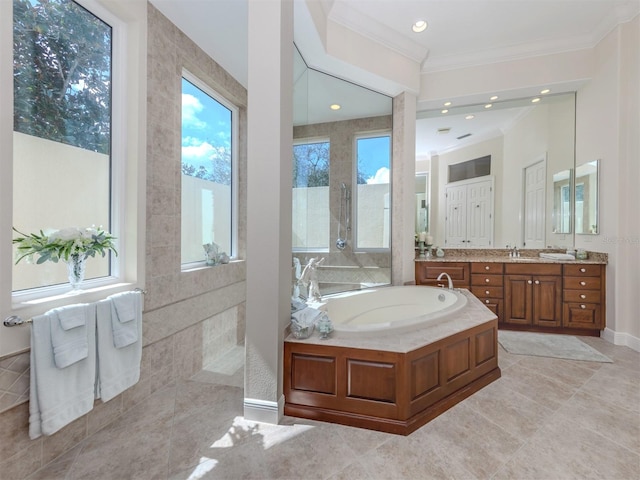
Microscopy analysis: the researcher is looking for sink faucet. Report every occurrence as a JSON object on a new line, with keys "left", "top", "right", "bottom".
{"left": 437, "top": 272, "right": 454, "bottom": 290}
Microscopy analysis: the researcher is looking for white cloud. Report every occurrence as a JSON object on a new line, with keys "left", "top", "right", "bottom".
{"left": 366, "top": 167, "right": 390, "bottom": 184}
{"left": 182, "top": 93, "right": 207, "bottom": 130}
{"left": 182, "top": 141, "right": 215, "bottom": 166}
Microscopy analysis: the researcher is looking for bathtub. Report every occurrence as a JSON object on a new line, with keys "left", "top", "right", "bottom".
{"left": 314, "top": 285, "right": 468, "bottom": 334}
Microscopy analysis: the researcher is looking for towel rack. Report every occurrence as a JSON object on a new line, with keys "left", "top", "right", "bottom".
{"left": 3, "top": 288, "right": 147, "bottom": 327}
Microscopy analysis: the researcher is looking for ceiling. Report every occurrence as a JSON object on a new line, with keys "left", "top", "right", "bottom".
{"left": 149, "top": 0, "right": 639, "bottom": 155}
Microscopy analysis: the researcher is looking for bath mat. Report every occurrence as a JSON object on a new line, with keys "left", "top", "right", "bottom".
{"left": 498, "top": 331, "right": 612, "bottom": 363}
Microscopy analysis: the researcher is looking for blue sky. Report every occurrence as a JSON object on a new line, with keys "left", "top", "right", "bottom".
{"left": 358, "top": 135, "right": 391, "bottom": 184}
{"left": 181, "top": 78, "right": 232, "bottom": 173}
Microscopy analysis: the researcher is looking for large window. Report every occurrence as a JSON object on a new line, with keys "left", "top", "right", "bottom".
{"left": 181, "top": 73, "right": 237, "bottom": 265}
{"left": 292, "top": 140, "right": 330, "bottom": 251}
{"left": 12, "top": 0, "right": 114, "bottom": 292}
{"left": 355, "top": 133, "right": 391, "bottom": 250}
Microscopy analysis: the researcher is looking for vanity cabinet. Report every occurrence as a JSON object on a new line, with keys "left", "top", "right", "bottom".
{"left": 504, "top": 264, "right": 563, "bottom": 328}
{"left": 415, "top": 257, "right": 606, "bottom": 335}
{"left": 563, "top": 264, "right": 605, "bottom": 329}
{"left": 470, "top": 263, "right": 504, "bottom": 322}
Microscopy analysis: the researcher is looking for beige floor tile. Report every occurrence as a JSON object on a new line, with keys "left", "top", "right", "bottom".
{"left": 493, "top": 415, "right": 640, "bottom": 480}
{"left": 555, "top": 390, "right": 640, "bottom": 453}
{"left": 27, "top": 339, "right": 640, "bottom": 480}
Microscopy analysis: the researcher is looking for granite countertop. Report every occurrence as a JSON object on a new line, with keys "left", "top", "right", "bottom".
{"left": 414, "top": 248, "right": 607, "bottom": 265}
{"left": 284, "top": 290, "right": 496, "bottom": 353}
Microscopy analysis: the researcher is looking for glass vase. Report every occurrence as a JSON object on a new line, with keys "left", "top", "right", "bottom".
{"left": 65, "top": 254, "right": 87, "bottom": 292}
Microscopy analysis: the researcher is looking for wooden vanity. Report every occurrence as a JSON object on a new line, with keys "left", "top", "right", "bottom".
{"left": 415, "top": 250, "right": 607, "bottom": 336}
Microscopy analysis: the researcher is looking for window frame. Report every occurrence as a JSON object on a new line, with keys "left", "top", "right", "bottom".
{"left": 180, "top": 68, "right": 239, "bottom": 270}
{"left": 353, "top": 130, "right": 392, "bottom": 253}
{"left": 292, "top": 136, "right": 331, "bottom": 253}
{"left": 2, "top": 0, "right": 141, "bottom": 322}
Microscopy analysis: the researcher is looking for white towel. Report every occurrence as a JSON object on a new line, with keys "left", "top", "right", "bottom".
{"left": 96, "top": 292, "right": 142, "bottom": 402}
{"left": 29, "top": 305, "right": 97, "bottom": 439}
{"left": 50, "top": 304, "right": 90, "bottom": 369}
{"left": 108, "top": 291, "right": 140, "bottom": 348}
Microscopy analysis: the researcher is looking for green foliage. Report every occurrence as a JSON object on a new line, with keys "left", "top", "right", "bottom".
{"left": 13, "top": 226, "right": 117, "bottom": 264}
{"left": 13, "top": 0, "right": 112, "bottom": 154}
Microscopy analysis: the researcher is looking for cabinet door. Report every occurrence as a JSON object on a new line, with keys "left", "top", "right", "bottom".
{"left": 532, "top": 276, "right": 562, "bottom": 327}
{"left": 504, "top": 275, "right": 532, "bottom": 325}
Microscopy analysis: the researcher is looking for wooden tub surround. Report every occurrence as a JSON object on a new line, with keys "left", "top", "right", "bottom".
{"left": 283, "top": 291, "right": 500, "bottom": 435}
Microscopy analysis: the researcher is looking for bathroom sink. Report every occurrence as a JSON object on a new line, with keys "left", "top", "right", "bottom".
{"left": 508, "top": 257, "right": 539, "bottom": 262}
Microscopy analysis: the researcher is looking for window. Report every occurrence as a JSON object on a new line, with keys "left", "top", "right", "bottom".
{"left": 355, "top": 133, "right": 391, "bottom": 250}
{"left": 181, "top": 73, "right": 237, "bottom": 265}
{"left": 12, "top": 0, "right": 115, "bottom": 292}
{"left": 292, "top": 139, "right": 330, "bottom": 251}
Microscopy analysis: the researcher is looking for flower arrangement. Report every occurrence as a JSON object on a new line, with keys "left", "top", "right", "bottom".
{"left": 12, "top": 226, "right": 118, "bottom": 264}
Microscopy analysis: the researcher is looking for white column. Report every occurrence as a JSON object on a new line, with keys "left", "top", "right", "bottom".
{"left": 244, "top": 0, "right": 293, "bottom": 424}
{"left": 392, "top": 92, "right": 417, "bottom": 285}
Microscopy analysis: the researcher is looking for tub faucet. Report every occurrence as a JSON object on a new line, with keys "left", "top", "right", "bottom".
{"left": 437, "top": 272, "right": 454, "bottom": 290}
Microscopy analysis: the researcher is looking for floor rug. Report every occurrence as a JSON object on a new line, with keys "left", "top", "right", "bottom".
{"left": 498, "top": 331, "right": 612, "bottom": 363}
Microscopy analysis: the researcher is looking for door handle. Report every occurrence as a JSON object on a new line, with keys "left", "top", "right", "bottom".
{"left": 527, "top": 280, "right": 533, "bottom": 285}
{"left": 534, "top": 280, "right": 540, "bottom": 285}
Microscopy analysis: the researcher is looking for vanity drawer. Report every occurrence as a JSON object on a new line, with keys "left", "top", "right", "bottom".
{"left": 563, "top": 303, "right": 603, "bottom": 329}
{"left": 471, "top": 274, "right": 504, "bottom": 287}
{"left": 471, "top": 263, "right": 504, "bottom": 274}
{"left": 564, "top": 276, "right": 602, "bottom": 290}
{"left": 564, "top": 289, "right": 601, "bottom": 303}
{"left": 505, "top": 264, "right": 562, "bottom": 276}
{"left": 564, "top": 264, "right": 602, "bottom": 277}
{"left": 471, "top": 286, "right": 504, "bottom": 299}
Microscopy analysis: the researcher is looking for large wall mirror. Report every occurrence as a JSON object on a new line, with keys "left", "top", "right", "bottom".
{"left": 292, "top": 46, "right": 393, "bottom": 297}
{"left": 416, "top": 92, "right": 581, "bottom": 249}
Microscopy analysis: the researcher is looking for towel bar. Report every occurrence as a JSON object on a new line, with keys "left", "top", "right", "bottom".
{"left": 3, "top": 288, "right": 147, "bottom": 327}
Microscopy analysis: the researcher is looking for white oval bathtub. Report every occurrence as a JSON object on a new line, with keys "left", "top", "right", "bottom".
{"left": 315, "top": 285, "right": 468, "bottom": 334}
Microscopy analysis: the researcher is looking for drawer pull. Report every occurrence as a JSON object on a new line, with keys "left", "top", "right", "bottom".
{"left": 580, "top": 268, "right": 586, "bottom": 273}
{"left": 580, "top": 281, "right": 587, "bottom": 286}
{"left": 580, "top": 304, "right": 586, "bottom": 309}
{"left": 580, "top": 294, "right": 586, "bottom": 299}
{"left": 528, "top": 280, "right": 533, "bottom": 285}
{"left": 485, "top": 290, "right": 490, "bottom": 295}
{"left": 485, "top": 300, "right": 490, "bottom": 304}
{"left": 485, "top": 278, "right": 490, "bottom": 283}
{"left": 534, "top": 280, "right": 540, "bottom": 285}
{"left": 485, "top": 266, "right": 490, "bottom": 270}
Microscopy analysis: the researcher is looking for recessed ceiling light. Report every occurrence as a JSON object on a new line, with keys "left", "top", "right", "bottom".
{"left": 441, "top": 109, "right": 449, "bottom": 114}
{"left": 330, "top": 104, "right": 341, "bottom": 110}
{"left": 465, "top": 115, "right": 475, "bottom": 120}
{"left": 444, "top": 101, "right": 452, "bottom": 107}
{"left": 531, "top": 97, "right": 541, "bottom": 103}
{"left": 412, "top": 20, "right": 428, "bottom": 33}
{"left": 490, "top": 96, "right": 498, "bottom": 101}
{"left": 540, "top": 89, "right": 550, "bottom": 94}
{"left": 484, "top": 104, "right": 492, "bottom": 109}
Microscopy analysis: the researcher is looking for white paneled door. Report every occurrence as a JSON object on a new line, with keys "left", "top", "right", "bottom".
{"left": 524, "top": 160, "right": 546, "bottom": 249}
{"left": 445, "top": 177, "right": 493, "bottom": 248}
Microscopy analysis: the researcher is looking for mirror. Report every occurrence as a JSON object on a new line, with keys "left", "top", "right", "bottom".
{"left": 552, "top": 169, "right": 572, "bottom": 234}
{"left": 416, "top": 92, "right": 576, "bottom": 249}
{"left": 575, "top": 160, "right": 599, "bottom": 234}
{"left": 292, "top": 46, "right": 393, "bottom": 296}
{"left": 415, "top": 173, "right": 429, "bottom": 233}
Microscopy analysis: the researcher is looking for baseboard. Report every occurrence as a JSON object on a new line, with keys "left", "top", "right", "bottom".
{"left": 602, "top": 327, "right": 640, "bottom": 352}
{"left": 243, "top": 395, "right": 284, "bottom": 425}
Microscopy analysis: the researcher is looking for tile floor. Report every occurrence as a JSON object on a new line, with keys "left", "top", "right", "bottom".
{"left": 27, "top": 338, "right": 639, "bottom": 480}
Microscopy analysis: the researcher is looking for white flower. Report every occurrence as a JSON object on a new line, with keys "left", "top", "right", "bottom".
{"left": 49, "top": 227, "right": 83, "bottom": 242}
